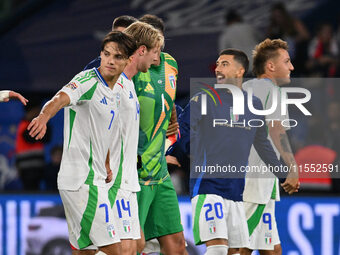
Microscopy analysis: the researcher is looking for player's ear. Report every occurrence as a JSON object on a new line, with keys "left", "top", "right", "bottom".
{"left": 267, "top": 60, "right": 275, "bottom": 72}
{"left": 237, "top": 67, "right": 245, "bottom": 78}
{"left": 137, "top": 45, "right": 147, "bottom": 56}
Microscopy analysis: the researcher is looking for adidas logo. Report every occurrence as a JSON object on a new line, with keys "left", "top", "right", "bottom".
{"left": 129, "top": 91, "right": 133, "bottom": 99}
{"left": 100, "top": 96, "right": 108, "bottom": 105}
{"left": 144, "top": 83, "right": 154, "bottom": 92}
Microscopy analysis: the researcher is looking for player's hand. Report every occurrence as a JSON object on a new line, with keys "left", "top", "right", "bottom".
{"left": 166, "top": 121, "right": 179, "bottom": 136}
{"left": 281, "top": 170, "right": 299, "bottom": 195}
{"left": 106, "top": 169, "right": 113, "bottom": 183}
{"left": 7, "top": 91, "right": 29, "bottom": 105}
{"left": 27, "top": 115, "right": 48, "bottom": 140}
{"left": 166, "top": 155, "right": 181, "bottom": 167}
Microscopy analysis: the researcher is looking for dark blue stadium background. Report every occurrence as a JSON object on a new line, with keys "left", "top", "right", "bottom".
{"left": 1, "top": 0, "right": 339, "bottom": 163}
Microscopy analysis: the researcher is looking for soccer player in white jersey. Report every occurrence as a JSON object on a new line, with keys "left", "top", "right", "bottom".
{"left": 106, "top": 22, "right": 164, "bottom": 255}
{"left": 240, "top": 39, "right": 300, "bottom": 255}
{"left": 27, "top": 31, "right": 137, "bottom": 255}
{"left": 0, "top": 90, "right": 28, "bottom": 105}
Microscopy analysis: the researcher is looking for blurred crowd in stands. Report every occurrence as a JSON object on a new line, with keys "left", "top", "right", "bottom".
{"left": 0, "top": 2, "right": 339, "bottom": 195}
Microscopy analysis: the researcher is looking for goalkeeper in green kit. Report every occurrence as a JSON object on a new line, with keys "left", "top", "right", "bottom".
{"left": 133, "top": 14, "right": 187, "bottom": 255}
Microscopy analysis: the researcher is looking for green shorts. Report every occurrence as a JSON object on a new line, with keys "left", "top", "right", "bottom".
{"left": 137, "top": 177, "right": 183, "bottom": 241}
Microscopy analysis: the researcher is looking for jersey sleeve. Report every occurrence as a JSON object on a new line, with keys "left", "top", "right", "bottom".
{"left": 177, "top": 101, "right": 190, "bottom": 155}
{"left": 59, "top": 70, "right": 97, "bottom": 106}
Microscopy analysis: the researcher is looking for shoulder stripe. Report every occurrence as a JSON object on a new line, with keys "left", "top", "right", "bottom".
{"left": 75, "top": 71, "right": 96, "bottom": 84}
{"left": 79, "top": 82, "right": 98, "bottom": 101}
{"left": 163, "top": 52, "right": 175, "bottom": 61}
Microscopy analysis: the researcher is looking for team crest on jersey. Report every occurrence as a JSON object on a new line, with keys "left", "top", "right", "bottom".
{"left": 107, "top": 224, "right": 116, "bottom": 238}
{"left": 264, "top": 232, "right": 272, "bottom": 244}
{"left": 65, "top": 82, "right": 78, "bottom": 90}
{"left": 209, "top": 221, "right": 216, "bottom": 234}
{"left": 230, "top": 107, "right": 239, "bottom": 122}
{"left": 123, "top": 220, "right": 131, "bottom": 233}
{"left": 168, "top": 74, "right": 176, "bottom": 89}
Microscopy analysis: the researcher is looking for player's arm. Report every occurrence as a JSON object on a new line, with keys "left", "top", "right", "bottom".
{"left": 252, "top": 97, "right": 297, "bottom": 194}
{"left": 254, "top": 121, "right": 298, "bottom": 194}
{"left": 28, "top": 91, "right": 70, "bottom": 140}
{"left": 268, "top": 122, "right": 299, "bottom": 193}
{"left": 166, "top": 103, "right": 189, "bottom": 167}
{"left": 105, "top": 150, "right": 113, "bottom": 183}
{"left": 166, "top": 103, "right": 179, "bottom": 136}
{"left": 0, "top": 90, "right": 28, "bottom": 105}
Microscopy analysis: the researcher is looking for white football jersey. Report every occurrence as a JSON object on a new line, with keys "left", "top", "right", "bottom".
{"left": 242, "top": 78, "right": 289, "bottom": 203}
{"left": 109, "top": 73, "right": 140, "bottom": 192}
{"left": 58, "top": 68, "right": 120, "bottom": 190}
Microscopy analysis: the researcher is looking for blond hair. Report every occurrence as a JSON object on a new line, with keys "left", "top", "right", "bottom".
{"left": 124, "top": 21, "right": 164, "bottom": 50}
{"left": 252, "top": 38, "right": 288, "bottom": 76}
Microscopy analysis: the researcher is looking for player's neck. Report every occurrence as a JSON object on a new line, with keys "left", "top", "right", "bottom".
{"left": 124, "top": 55, "right": 138, "bottom": 79}
{"left": 258, "top": 74, "right": 277, "bottom": 85}
{"left": 106, "top": 76, "right": 119, "bottom": 89}
{"left": 98, "top": 67, "right": 118, "bottom": 89}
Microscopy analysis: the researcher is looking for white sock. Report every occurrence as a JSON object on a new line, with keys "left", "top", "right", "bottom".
{"left": 204, "top": 245, "right": 229, "bottom": 255}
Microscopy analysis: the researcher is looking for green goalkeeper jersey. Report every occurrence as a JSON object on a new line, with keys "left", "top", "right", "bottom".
{"left": 133, "top": 52, "right": 178, "bottom": 185}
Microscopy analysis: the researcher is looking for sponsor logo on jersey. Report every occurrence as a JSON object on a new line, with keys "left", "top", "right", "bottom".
{"left": 209, "top": 221, "right": 216, "bottom": 234}
{"left": 100, "top": 96, "right": 108, "bottom": 105}
{"left": 123, "top": 220, "right": 131, "bottom": 233}
{"left": 65, "top": 82, "right": 78, "bottom": 90}
{"left": 129, "top": 91, "right": 133, "bottom": 99}
{"left": 169, "top": 74, "right": 176, "bottom": 89}
{"left": 107, "top": 224, "right": 116, "bottom": 238}
{"left": 144, "top": 83, "right": 154, "bottom": 92}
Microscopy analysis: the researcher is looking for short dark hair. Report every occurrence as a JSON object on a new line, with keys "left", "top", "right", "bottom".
{"left": 101, "top": 31, "right": 137, "bottom": 58}
{"left": 112, "top": 15, "right": 137, "bottom": 30}
{"left": 219, "top": 48, "right": 249, "bottom": 74}
{"left": 139, "top": 14, "right": 165, "bottom": 34}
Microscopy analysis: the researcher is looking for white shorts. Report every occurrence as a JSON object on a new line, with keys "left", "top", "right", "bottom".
{"left": 59, "top": 184, "right": 120, "bottom": 250}
{"left": 191, "top": 194, "right": 249, "bottom": 248}
{"left": 113, "top": 189, "right": 141, "bottom": 240}
{"left": 244, "top": 199, "right": 280, "bottom": 250}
